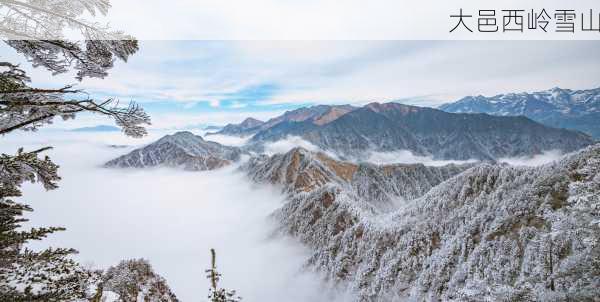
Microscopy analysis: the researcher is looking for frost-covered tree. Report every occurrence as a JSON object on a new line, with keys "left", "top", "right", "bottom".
{"left": 206, "top": 249, "right": 241, "bottom": 302}
{"left": 1, "top": 0, "right": 150, "bottom": 300}
{"left": 0, "top": 62, "right": 149, "bottom": 137}
{"left": 0, "top": 147, "right": 103, "bottom": 301}
{"left": 242, "top": 146, "right": 600, "bottom": 301}
{"left": 1, "top": 0, "right": 139, "bottom": 80}
{"left": 97, "top": 259, "right": 179, "bottom": 302}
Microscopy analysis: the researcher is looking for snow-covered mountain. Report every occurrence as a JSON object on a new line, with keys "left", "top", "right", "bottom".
{"left": 247, "top": 103, "right": 594, "bottom": 161}
{"left": 243, "top": 147, "right": 472, "bottom": 212}
{"left": 242, "top": 144, "right": 600, "bottom": 301}
{"left": 105, "top": 131, "right": 242, "bottom": 171}
{"left": 440, "top": 87, "right": 600, "bottom": 139}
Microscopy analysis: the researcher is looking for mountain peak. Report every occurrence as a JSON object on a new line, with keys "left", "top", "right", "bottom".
{"left": 172, "top": 130, "right": 198, "bottom": 137}
{"left": 210, "top": 117, "right": 265, "bottom": 137}
{"left": 240, "top": 117, "right": 264, "bottom": 127}
{"left": 106, "top": 131, "right": 242, "bottom": 171}
{"left": 161, "top": 131, "right": 205, "bottom": 143}
{"left": 313, "top": 105, "right": 357, "bottom": 125}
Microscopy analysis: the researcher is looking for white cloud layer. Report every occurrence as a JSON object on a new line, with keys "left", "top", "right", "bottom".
{"left": 364, "top": 150, "right": 479, "bottom": 167}
{"left": 263, "top": 136, "right": 323, "bottom": 155}
{"left": 365, "top": 149, "right": 566, "bottom": 167}
{"left": 203, "top": 134, "right": 251, "bottom": 147}
{"left": 2, "top": 131, "right": 343, "bottom": 302}
{"left": 498, "top": 150, "right": 564, "bottom": 167}
{"left": 262, "top": 136, "right": 341, "bottom": 160}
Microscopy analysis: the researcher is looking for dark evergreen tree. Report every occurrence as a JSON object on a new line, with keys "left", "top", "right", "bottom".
{"left": 206, "top": 249, "right": 241, "bottom": 302}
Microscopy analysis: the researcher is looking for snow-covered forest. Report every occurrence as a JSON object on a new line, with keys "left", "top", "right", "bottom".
{"left": 1, "top": 1, "right": 599, "bottom": 301}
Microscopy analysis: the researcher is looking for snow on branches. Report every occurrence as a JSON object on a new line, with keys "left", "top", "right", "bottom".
{"left": 1, "top": 0, "right": 138, "bottom": 80}
{"left": 0, "top": 62, "right": 150, "bottom": 137}
{"left": 206, "top": 249, "right": 241, "bottom": 302}
{"left": 0, "top": 1, "right": 152, "bottom": 299}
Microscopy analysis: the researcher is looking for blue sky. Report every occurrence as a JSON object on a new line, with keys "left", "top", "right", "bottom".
{"left": 2, "top": 40, "right": 600, "bottom": 129}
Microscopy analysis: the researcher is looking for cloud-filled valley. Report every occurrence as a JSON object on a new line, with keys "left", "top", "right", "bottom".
{"left": 2, "top": 131, "right": 344, "bottom": 302}
{"left": 3, "top": 122, "right": 598, "bottom": 301}
{"left": 1, "top": 95, "right": 596, "bottom": 301}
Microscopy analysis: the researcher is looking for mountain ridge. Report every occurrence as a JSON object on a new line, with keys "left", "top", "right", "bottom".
{"left": 246, "top": 102, "right": 594, "bottom": 160}
{"left": 243, "top": 144, "right": 600, "bottom": 301}
{"left": 210, "top": 105, "right": 357, "bottom": 137}
{"left": 243, "top": 147, "right": 474, "bottom": 213}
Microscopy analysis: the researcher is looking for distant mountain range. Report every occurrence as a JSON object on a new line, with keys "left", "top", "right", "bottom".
{"left": 217, "top": 102, "right": 593, "bottom": 160}
{"left": 440, "top": 87, "right": 600, "bottom": 138}
{"left": 104, "top": 131, "right": 242, "bottom": 171}
{"left": 242, "top": 144, "right": 600, "bottom": 301}
{"left": 202, "top": 125, "right": 222, "bottom": 131}
{"left": 71, "top": 125, "right": 120, "bottom": 132}
{"left": 210, "top": 117, "right": 265, "bottom": 136}
{"left": 208, "top": 105, "right": 357, "bottom": 137}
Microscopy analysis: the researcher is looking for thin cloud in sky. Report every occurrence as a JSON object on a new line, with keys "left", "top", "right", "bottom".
{"left": 228, "top": 101, "right": 247, "bottom": 109}
{"left": 2, "top": 40, "right": 600, "bottom": 128}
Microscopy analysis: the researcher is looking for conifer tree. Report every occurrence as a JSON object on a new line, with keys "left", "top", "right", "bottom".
{"left": 205, "top": 249, "right": 241, "bottom": 302}
{"left": 0, "top": 0, "right": 150, "bottom": 299}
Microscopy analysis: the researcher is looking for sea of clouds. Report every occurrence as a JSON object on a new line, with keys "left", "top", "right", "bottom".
{"left": 2, "top": 129, "right": 567, "bottom": 301}
{"left": 1, "top": 130, "right": 343, "bottom": 302}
